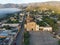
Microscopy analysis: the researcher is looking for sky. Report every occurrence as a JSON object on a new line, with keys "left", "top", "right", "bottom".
{"left": 0, "top": 0, "right": 60, "bottom": 4}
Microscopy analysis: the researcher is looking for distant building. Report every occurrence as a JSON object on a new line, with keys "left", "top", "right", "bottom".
{"left": 10, "top": 17, "right": 17, "bottom": 21}
{"left": 2, "top": 24, "right": 19, "bottom": 27}
{"left": 57, "top": 21, "right": 60, "bottom": 26}
{"left": 0, "top": 30, "right": 8, "bottom": 38}
{"left": 0, "top": 23, "right": 21, "bottom": 31}
{"left": 35, "top": 15, "right": 43, "bottom": 21}
{"left": 57, "top": 21, "right": 60, "bottom": 24}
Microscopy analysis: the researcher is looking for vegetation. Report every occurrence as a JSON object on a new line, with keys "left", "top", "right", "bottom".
{"left": 7, "top": 14, "right": 19, "bottom": 23}
{"left": 26, "top": 8, "right": 54, "bottom": 16}
{"left": 42, "top": 16, "right": 58, "bottom": 32}
{"left": 57, "top": 14, "right": 60, "bottom": 21}
{"left": 26, "top": 6, "right": 59, "bottom": 32}
{"left": 24, "top": 31, "right": 30, "bottom": 45}
{"left": 36, "top": 20, "right": 47, "bottom": 26}
{"left": 58, "top": 40, "right": 60, "bottom": 45}
{"left": 7, "top": 19, "right": 19, "bottom": 23}
{"left": 3, "top": 25, "right": 11, "bottom": 30}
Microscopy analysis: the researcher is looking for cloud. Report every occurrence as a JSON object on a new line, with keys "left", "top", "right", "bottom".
{"left": 0, "top": 0, "right": 60, "bottom": 4}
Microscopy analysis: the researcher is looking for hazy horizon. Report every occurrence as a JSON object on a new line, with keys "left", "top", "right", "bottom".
{"left": 0, "top": 0, "right": 60, "bottom": 4}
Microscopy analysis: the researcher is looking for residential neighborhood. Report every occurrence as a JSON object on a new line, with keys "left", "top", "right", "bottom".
{"left": 0, "top": 0, "right": 60, "bottom": 45}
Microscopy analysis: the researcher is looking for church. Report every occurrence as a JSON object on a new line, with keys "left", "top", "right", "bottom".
{"left": 24, "top": 13, "right": 52, "bottom": 32}
{"left": 24, "top": 13, "right": 39, "bottom": 31}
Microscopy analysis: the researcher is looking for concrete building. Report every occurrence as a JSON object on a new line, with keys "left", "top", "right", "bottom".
{"left": 10, "top": 17, "right": 17, "bottom": 21}
{"left": 57, "top": 21, "right": 60, "bottom": 24}
{"left": 0, "top": 30, "right": 8, "bottom": 38}
{"left": 25, "top": 22, "right": 39, "bottom": 31}
{"left": 2, "top": 24, "right": 19, "bottom": 27}
{"left": 39, "top": 27, "right": 52, "bottom": 32}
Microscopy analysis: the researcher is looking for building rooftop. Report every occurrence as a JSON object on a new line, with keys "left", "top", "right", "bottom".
{"left": 0, "top": 31, "right": 8, "bottom": 38}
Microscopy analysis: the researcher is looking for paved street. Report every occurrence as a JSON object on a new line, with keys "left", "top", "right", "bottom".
{"left": 29, "top": 31, "right": 59, "bottom": 45}
{"left": 16, "top": 13, "right": 26, "bottom": 45}
{"left": 11, "top": 12, "right": 26, "bottom": 45}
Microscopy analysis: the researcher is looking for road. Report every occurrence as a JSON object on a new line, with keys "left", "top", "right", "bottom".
{"left": 11, "top": 12, "right": 26, "bottom": 45}
{"left": 16, "top": 13, "right": 26, "bottom": 45}
{"left": 29, "top": 31, "right": 59, "bottom": 45}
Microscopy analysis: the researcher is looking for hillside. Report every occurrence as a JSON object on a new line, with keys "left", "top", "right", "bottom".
{"left": 26, "top": 1, "right": 60, "bottom": 14}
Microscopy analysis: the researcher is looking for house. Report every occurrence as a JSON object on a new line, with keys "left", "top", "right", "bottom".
{"left": 10, "top": 17, "right": 17, "bottom": 21}
{"left": 57, "top": 21, "right": 60, "bottom": 24}
{"left": 0, "top": 30, "right": 8, "bottom": 38}
{"left": 39, "top": 27, "right": 52, "bottom": 32}
{"left": 2, "top": 24, "right": 19, "bottom": 27}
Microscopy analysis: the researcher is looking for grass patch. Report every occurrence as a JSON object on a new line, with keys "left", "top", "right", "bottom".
{"left": 24, "top": 31, "right": 30, "bottom": 45}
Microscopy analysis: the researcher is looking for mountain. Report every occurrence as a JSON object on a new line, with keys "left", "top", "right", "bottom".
{"left": 0, "top": 3, "right": 27, "bottom": 9}
{"left": 26, "top": 1, "right": 60, "bottom": 14}
{"left": 0, "top": 1, "right": 60, "bottom": 13}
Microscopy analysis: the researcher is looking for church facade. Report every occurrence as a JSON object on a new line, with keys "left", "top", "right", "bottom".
{"left": 24, "top": 13, "right": 52, "bottom": 32}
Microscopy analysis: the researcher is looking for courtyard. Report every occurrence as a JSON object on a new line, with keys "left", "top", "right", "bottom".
{"left": 29, "top": 31, "right": 58, "bottom": 45}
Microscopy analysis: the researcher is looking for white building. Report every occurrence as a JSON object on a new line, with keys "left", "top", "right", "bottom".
{"left": 2, "top": 24, "right": 19, "bottom": 27}
{"left": 36, "top": 25, "right": 39, "bottom": 31}
{"left": 57, "top": 21, "right": 60, "bottom": 24}
{"left": 39, "top": 27, "right": 52, "bottom": 32}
